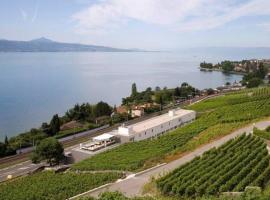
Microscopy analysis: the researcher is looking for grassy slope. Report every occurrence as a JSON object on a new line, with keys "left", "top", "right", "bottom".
{"left": 72, "top": 87, "right": 270, "bottom": 172}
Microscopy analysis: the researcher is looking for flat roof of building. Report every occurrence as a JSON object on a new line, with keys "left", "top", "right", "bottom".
{"left": 93, "top": 133, "right": 115, "bottom": 141}
{"left": 128, "top": 109, "right": 195, "bottom": 133}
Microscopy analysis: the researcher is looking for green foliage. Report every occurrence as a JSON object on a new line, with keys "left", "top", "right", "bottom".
{"left": 8, "top": 128, "right": 47, "bottom": 150}
{"left": 72, "top": 87, "right": 270, "bottom": 172}
{"left": 0, "top": 136, "right": 16, "bottom": 157}
{"left": 132, "top": 83, "right": 138, "bottom": 97}
{"left": 200, "top": 62, "right": 214, "bottom": 69}
{"left": 49, "top": 114, "right": 61, "bottom": 136}
{"left": 64, "top": 102, "right": 112, "bottom": 122}
{"left": 122, "top": 86, "right": 154, "bottom": 105}
{"left": 157, "top": 135, "right": 270, "bottom": 197}
{"left": 95, "top": 101, "right": 113, "bottom": 117}
{"left": 31, "top": 137, "right": 64, "bottom": 165}
{"left": 55, "top": 124, "right": 93, "bottom": 139}
{"left": 122, "top": 83, "right": 198, "bottom": 106}
{"left": 0, "top": 171, "right": 122, "bottom": 200}
{"left": 242, "top": 63, "right": 268, "bottom": 87}
{"left": 1, "top": 100, "right": 113, "bottom": 158}
{"left": 253, "top": 128, "right": 270, "bottom": 140}
{"left": 221, "top": 61, "right": 234, "bottom": 72}
{"left": 247, "top": 78, "right": 263, "bottom": 88}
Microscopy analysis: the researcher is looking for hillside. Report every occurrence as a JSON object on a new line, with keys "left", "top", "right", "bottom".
{"left": 72, "top": 87, "right": 270, "bottom": 172}
{"left": 1, "top": 87, "right": 270, "bottom": 200}
{"left": 157, "top": 135, "right": 270, "bottom": 197}
{"left": 0, "top": 37, "right": 136, "bottom": 52}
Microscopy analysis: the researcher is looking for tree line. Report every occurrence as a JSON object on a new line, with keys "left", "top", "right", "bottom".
{"left": 0, "top": 101, "right": 112, "bottom": 158}
{"left": 122, "top": 82, "right": 200, "bottom": 106}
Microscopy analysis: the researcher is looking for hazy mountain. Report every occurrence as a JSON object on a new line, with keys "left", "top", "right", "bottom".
{"left": 0, "top": 37, "right": 138, "bottom": 52}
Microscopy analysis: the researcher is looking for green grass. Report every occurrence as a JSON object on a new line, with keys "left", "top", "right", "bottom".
{"left": 0, "top": 171, "right": 123, "bottom": 200}
{"left": 157, "top": 135, "right": 270, "bottom": 197}
{"left": 254, "top": 127, "right": 270, "bottom": 140}
{"left": 72, "top": 87, "right": 270, "bottom": 172}
{"left": 55, "top": 123, "right": 100, "bottom": 139}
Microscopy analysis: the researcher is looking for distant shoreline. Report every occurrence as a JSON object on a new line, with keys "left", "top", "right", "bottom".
{"left": 199, "top": 67, "right": 246, "bottom": 76}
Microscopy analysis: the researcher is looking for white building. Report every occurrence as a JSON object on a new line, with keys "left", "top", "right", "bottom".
{"left": 131, "top": 108, "right": 144, "bottom": 118}
{"left": 115, "top": 109, "right": 196, "bottom": 142}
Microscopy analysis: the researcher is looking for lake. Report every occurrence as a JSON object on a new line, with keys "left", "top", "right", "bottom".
{"left": 0, "top": 50, "right": 266, "bottom": 140}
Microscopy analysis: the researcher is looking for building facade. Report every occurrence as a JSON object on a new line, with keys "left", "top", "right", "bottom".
{"left": 115, "top": 109, "right": 196, "bottom": 142}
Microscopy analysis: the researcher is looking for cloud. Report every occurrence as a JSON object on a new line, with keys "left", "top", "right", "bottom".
{"left": 19, "top": 0, "right": 39, "bottom": 23}
{"left": 20, "top": 9, "right": 28, "bottom": 21}
{"left": 31, "top": 0, "right": 40, "bottom": 22}
{"left": 72, "top": 0, "right": 270, "bottom": 33}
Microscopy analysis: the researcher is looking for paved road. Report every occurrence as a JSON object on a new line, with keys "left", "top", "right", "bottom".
{"left": 77, "top": 120, "right": 270, "bottom": 198}
{"left": 0, "top": 161, "right": 44, "bottom": 182}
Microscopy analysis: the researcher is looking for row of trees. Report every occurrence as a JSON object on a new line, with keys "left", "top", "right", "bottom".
{"left": 63, "top": 101, "right": 112, "bottom": 123}
{"left": 122, "top": 82, "right": 199, "bottom": 106}
{"left": 0, "top": 101, "right": 112, "bottom": 158}
{"left": 200, "top": 61, "right": 234, "bottom": 72}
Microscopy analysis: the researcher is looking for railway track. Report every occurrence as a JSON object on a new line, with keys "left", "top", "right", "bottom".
{"left": 0, "top": 94, "right": 220, "bottom": 169}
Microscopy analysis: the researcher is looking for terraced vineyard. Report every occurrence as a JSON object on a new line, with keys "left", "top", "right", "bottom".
{"left": 0, "top": 171, "right": 122, "bottom": 200}
{"left": 72, "top": 87, "right": 270, "bottom": 171}
{"left": 157, "top": 135, "right": 270, "bottom": 197}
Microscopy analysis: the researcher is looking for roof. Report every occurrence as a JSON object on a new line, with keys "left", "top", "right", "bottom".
{"left": 93, "top": 133, "right": 114, "bottom": 141}
{"left": 116, "top": 106, "right": 128, "bottom": 114}
{"left": 128, "top": 109, "right": 195, "bottom": 133}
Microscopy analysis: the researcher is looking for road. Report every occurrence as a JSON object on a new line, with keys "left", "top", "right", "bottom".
{"left": 72, "top": 120, "right": 270, "bottom": 199}
{"left": 0, "top": 94, "right": 218, "bottom": 182}
{"left": 0, "top": 160, "right": 44, "bottom": 182}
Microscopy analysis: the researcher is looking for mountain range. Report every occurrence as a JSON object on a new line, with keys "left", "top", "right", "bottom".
{"left": 0, "top": 37, "right": 137, "bottom": 52}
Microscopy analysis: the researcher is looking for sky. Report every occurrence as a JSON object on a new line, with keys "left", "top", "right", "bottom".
{"left": 1, "top": 0, "right": 270, "bottom": 50}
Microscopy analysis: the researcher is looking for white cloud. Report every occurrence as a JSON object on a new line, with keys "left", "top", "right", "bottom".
{"left": 72, "top": 0, "right": 270, "bottom": 33}
{"left": 31, "top": 0, "right": 40, "bottom": 22}
{"left": 20, "top": 9, "right": 28, "bottom": 21}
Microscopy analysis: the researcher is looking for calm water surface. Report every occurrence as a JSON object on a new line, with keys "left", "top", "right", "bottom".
{"left": 0, "top": 51, "right": 262, "bottom": 139}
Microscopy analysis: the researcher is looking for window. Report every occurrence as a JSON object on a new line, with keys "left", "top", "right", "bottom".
{"left": 145, "top": 132, "right": 146, "bottom": 135}
{"left": 152, "top": 129, "right": 153, "bottom": 132}
{"left": 139, "top": 134, "right": 141, "bottom": 137}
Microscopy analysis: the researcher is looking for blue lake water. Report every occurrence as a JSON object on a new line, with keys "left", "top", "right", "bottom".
{"left": 0, "top": 50, "right": 268, "bottom": 140}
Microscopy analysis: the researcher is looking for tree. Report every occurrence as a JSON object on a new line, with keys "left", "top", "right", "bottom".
{"left": 94, "top": 101, "right": 112, "bottom": 117}
{"left": 221, "top": 61, "right": 234, "bottom": 72}
{"left": 41, "top": 122, "right": 50, "bottom": 135}
{"left": 154, "top": 92, "right": 163, "bottom": 106}
{"left": 181, "top": 82, "right": 189, "bottom": 87}
{"left": 4, "top": 136, "right": 9, "bottom": 146}
{"left": 131, "top": 83, "right": 137, "bottom": 97}
{"left": 247, "top": 77, "right": 263, "bottom": 88}
{"left": 207, "top": 88, "right": 215, "bottom": 95}
{"left": 174, "top": 87, "right": 181, "bottom": 96}
{"left": 255, "top": 63, "right": 268, "bottom": 79}
{"left": 31, "top": 137, "right": 64, "bottom": 166}
{"left": 49, "top": 114, "right": 60, "bottom": 136}
{"left": 155, "top": 86, "right": 161, "bottom": 91}
{"left": 0, "top": 142, "right": 7, "bottom": 157}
